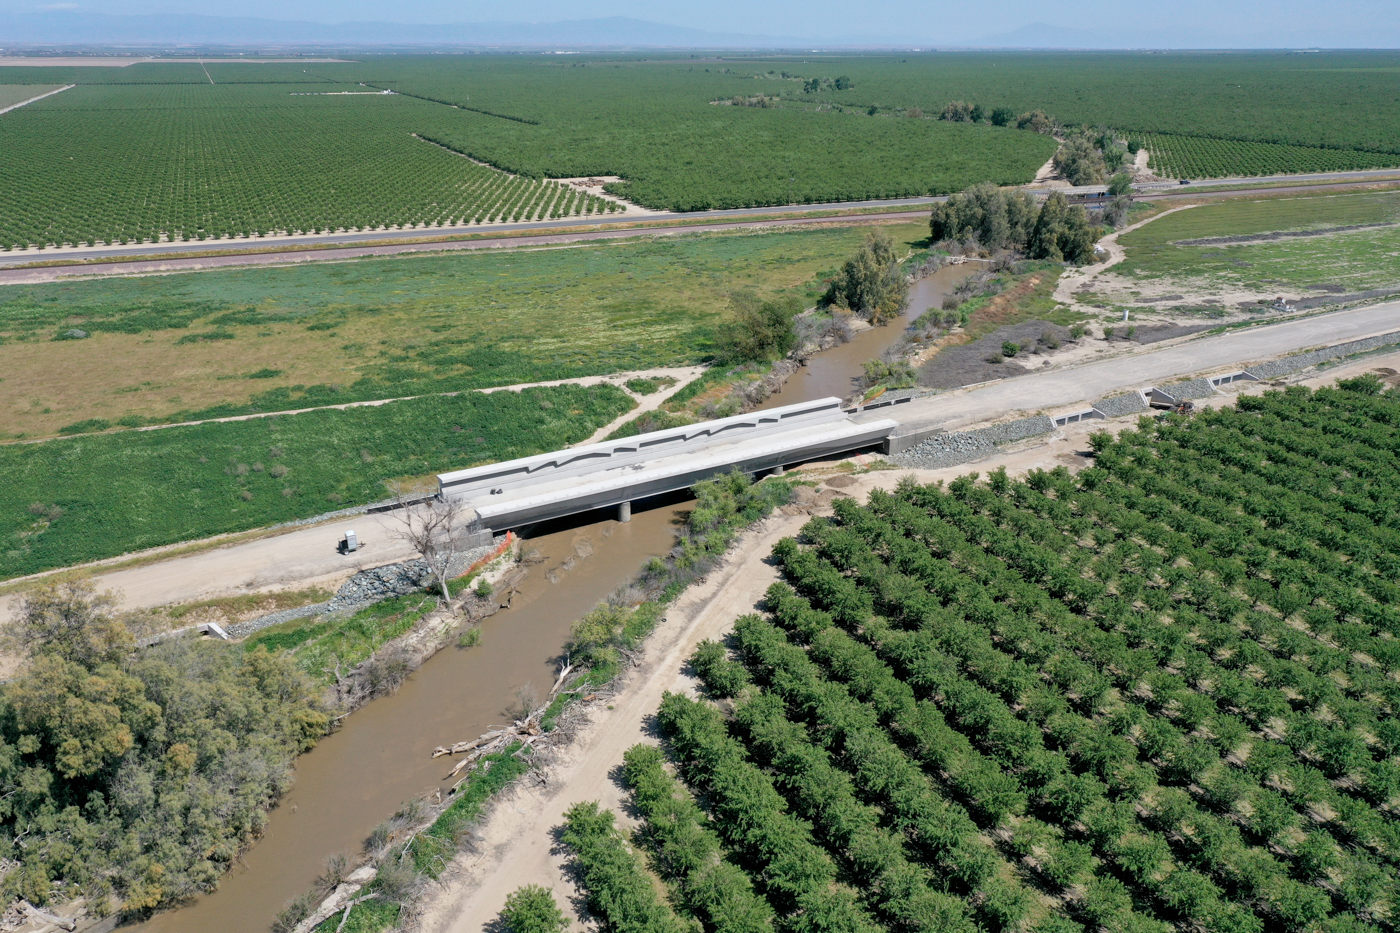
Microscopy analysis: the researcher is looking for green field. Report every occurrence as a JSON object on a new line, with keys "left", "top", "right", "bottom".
{"left": 582, "top": 380, "right": 1400, "bottom": 933}
{"left": 7, "top": 51, "right": 1400, "bottom": 246}
{"left": 0, "top": 222, "right": 926, "bottom": 437}
{"left": 340, "top": 53, "right": 1400, "bottom": 197}
{"left": 0, "top": 84, "right": 614, "bottom": 249}
{"left": 1142, "top": 132, "right": 1400, "bottom": 179}
{"left": 1117, "top": 190, "right": 1400, "bottom": 291}
{"left": 0, "top": 383, "right": 632, "bottom": 579}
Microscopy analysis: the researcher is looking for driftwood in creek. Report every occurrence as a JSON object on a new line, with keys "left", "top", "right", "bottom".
{"left": 431, "top": 660, "right": 576, "bottom": 785}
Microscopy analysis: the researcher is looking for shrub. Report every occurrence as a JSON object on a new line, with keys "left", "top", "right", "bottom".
{"left": 715, "top": 292, "right": 801, "bottom": 363}
{"left": 826, "top": 230, "right": 908, "bottom": 324}
{"left": 1337, "top": 373, "right": 1384, "bottom": 395}
{"left": 1002, "top": 341, "right": 1022, "bottom": 357}
{"left": 58, "top": 418, "right": 111, "bottom": 435}
{"left": 501, "top": 885, "right": 569, "bottom": 933}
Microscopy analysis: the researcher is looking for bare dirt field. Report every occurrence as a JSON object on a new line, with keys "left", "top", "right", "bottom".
{"left": 419, "top": 348, "right": 1400, "bottom": 933}
{"left": 0, "top": 57, "right": 148, "bottom": 66}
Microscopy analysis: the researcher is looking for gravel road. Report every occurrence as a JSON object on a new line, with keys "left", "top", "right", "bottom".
{"left": 866, "top": 301, "right": 1400, "bottom": 436}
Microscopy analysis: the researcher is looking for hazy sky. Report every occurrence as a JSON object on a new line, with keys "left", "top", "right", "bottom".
{"left": 10, "top": 0, "right": 1400, "bottom": 46}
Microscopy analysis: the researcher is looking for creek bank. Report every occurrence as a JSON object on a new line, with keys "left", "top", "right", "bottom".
{"left": 224, "top": 542, "right": 503, "bottom": 640}
{"left": 303, "top": 474, "right": 797, "bottom": 933}
{"left": 318, "top": 537, "right": 524, "bottom": 715}
{"left": 889, "top": 414, "right": 1058, "bottom": 470}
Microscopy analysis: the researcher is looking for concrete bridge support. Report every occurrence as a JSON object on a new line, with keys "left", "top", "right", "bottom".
{"left": 618, "top": 500, "right": 631, "bottom": 523}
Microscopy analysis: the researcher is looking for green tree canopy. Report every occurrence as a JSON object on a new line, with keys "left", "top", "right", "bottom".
{"left": 826, "top": 231, "right": 909, "bottom": 325}
{"left": 1054, "top": 134, "right": 1107, "bottom": 186}
{"left": 502, "top": 884, "right": 569, "bottom": 933}
{"left": 1027, "top": 191, "right": 1100, "bottom": 264}
{"left": 714, "top": 292, "right": 801, "bottom": 363}
{"left": 928, "top": 182, "right": 1038, "bottom": 250}
{"left": 0, "top": 581, "right": 327, "bottom": 913}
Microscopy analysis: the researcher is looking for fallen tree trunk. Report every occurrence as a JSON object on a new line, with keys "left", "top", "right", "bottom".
{"left": 432, "top": 659, "right": 575, "bottom": 778}
{"left": 23, "top": 903, "right": 77, "bottom": 931}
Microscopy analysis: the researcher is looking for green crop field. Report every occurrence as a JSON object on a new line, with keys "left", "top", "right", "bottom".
{"left": 586, "top": 381, "right": 1400, "bottom": 933}
{"left": 3, "top": 52, "right": 1400, "bottom": 246}
{"left": 0, "top": 84, "right": 615, "bottom": 250}
{"left": 1116, "top": 190, "right": 1400, "bottom": 291}
{"left": 0, "top": 382, "right": 632, "bottom": 579}
{"left": 0, "top": 221, "right": 926, "bottom": 438}
{"left": 1142, "top": 133, "right": 1400, "bottom": 179}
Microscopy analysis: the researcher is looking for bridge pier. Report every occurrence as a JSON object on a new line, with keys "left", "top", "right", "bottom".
{"left": 618, "top": 500, "right": 631, "bottom": 523}
{"left": 771, "top": 464, "right": 785, "bottom": 477}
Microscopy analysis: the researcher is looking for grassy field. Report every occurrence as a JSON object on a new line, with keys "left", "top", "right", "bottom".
{"left": 0, "top": 383, "right": 632, "bottom": 580}
{"left": 7, "top": 52, "right": 1400, "bottom": 244}
{"left": 1116, "top": 190, "right": 1400, "bottom": 292}
{"left": 245, "top": 591, "right": 441, "bottom": 688}
{"left": 0, "top": 222, "right": 927, "bottom": 438}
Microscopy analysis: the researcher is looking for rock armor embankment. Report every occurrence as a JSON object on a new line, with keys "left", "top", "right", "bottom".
{"left": 891, "top": 415, "right": 1055, "bottom": 470}
{"left": 226, "top": 544, "right": 496, "bottom": 639}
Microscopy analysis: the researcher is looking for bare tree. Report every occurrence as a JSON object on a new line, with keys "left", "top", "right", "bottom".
{"left": 388, "top": 493, "right": 470, "bottom": 605}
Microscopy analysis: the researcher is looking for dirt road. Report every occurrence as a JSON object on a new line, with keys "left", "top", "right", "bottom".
{"left": 4, "top": 303, "right": 1392, "bottom": 622}
{"left": 875, "top": 300, "right": 1400, "bottom": 435}
{"left": 1051, "top": 203, "right": 1200, "bottom": 312}
{"left": 0, "top": 212, "right": 928, "bottom": 285}
{"left": 419, "top": 351, "right": 1400, "bottom": 933}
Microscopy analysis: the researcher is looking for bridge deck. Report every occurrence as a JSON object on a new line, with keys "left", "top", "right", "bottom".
{"left": 438, "top": 397, "right": 896, "bottom": 530}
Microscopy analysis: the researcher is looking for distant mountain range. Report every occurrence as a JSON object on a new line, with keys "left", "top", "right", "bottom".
{"left": 2, "top": 11, "right": 1397, "bottom": 49}
{"left": 3, "top": 13, "right": 813, "bottom": 48}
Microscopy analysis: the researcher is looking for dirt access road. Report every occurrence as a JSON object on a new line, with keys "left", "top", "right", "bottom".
{"left": 872, "top": 299, "right": 1400, "bottom": 436}
{"left": 2, "top": 303, "right": 1392, "bottom": 623}
{"left": 0, "top": 212, "right": 927, "bottom": 286}
{"left": 420, "top": 351, "right": 1400, "bottom": 933}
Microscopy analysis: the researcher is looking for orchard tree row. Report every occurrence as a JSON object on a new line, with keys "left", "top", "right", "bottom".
{"left": 563, "top": 378, "right": 1400, "bottom": 933}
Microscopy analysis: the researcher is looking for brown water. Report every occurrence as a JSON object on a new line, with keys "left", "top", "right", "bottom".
{"left": 756, "top": 265, "right": 965, "bottom": 411}
{"left": 132, "top": 504, "right": 686, "bottom": 933}
{"left": 130, "top": 265, "right": 967, "bottom": 933}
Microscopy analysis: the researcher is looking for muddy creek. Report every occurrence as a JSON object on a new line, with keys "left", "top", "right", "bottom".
{"left": 133, "top": 261, "right": 966, "bottom": 933}
{"left": 132, "top": 505, "right": 686, "bottom": 933}
{"left": 756, "top": 264, "right": 963, "bottom": 410}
